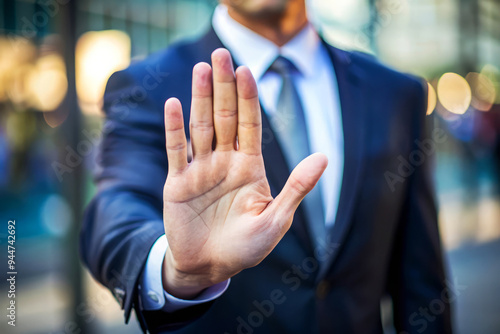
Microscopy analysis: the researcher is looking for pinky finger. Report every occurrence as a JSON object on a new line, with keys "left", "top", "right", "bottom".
{"left": 164, "top": 98, "right": 188, "bottom": 173}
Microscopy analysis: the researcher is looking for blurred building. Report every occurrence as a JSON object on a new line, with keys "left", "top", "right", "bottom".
{"left": 0, "top": 0, "right": 499, "bottom": 333}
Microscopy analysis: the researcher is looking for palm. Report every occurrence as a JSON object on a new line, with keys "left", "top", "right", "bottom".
{"left": 165, "top": 151, "right": 273, "bottom": 278}
{"left": 162, "top": 49, "right": 327, "bottom": 294}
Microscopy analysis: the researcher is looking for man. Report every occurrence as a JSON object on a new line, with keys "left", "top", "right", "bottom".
{"left": 80, "top": 0, "right": 452, "bottom": 333}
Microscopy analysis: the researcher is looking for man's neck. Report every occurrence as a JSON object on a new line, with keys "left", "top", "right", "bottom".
{"left": 226, "top": 3, "right": 308, "bottom": 47}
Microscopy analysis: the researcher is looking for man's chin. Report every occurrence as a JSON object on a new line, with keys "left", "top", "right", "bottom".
{"left": 225, "top": 0, "right": 289, "bottom": 18}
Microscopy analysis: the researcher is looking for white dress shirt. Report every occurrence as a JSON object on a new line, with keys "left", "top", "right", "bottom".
{"left": 140, "top": 4, "right": 344, "bottom": 311}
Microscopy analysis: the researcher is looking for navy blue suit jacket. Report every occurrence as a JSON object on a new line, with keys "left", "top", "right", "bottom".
{"left": 80, "top": 26, "right": 452, "bottom": 333}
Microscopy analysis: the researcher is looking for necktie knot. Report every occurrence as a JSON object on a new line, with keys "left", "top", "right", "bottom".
{"left": 268, "top": 56, "right": 299, "bottom": 77}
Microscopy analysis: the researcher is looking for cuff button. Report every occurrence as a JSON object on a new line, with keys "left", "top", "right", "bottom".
{"left": 148, "top": 291, "right": 160, "bottom": 303}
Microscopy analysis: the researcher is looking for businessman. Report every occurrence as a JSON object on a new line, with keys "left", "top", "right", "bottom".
{"left": 80, "top": 0, "right": 453, "bottom": 333}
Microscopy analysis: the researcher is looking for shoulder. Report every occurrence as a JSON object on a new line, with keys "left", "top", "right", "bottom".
{"left": 325, "top": 44, "right": 428, "bottom": 137}
{"left": 327, "top": 45, "right": 427, "bottom": 113}
{"left": 324, "top": 43, "right": 425, "bottom": 98}
{"left": 352, "top": 51, "right": 427, "bottom": 100}
{"left": 348, "top": 49, "right": 426, "bottom": 99}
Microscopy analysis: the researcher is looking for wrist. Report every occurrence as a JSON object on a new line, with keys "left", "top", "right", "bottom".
{"left": 162, "top": 248, "right": 214, "bottom": 299}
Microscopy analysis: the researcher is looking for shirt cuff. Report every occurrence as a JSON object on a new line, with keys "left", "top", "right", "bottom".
{"left": 163, "top": 278, "right": 230, "bottom": 312}
{"left": 140, "top": 234, "right": 230, "bottom": 312}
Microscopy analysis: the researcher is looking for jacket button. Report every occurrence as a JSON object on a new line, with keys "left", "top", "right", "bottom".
{"left": 316, "top": 280, "right": 330, "bottom": 299}
{"left": 113, "top": 287, "right": 126, "bottom": 308}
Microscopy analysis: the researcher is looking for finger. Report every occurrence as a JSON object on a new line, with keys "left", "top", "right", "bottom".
{"left": 164, "top": 98, "right": 188, "bottom": 172}
{"left": 212, "top": 48, "right": 237, "bottom": 151}
{"left": 235, "top": 66, "right": 261, "bottom": 155}
{"left": 270, "top": 153, "right": 328, "bottom": 230}
{"left": 189, "top": 62, "right": 214, "bottom": 159}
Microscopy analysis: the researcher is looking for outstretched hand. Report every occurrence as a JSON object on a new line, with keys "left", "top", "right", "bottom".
{"left": 162, "top": 48, "right": 327, "bottom": 298}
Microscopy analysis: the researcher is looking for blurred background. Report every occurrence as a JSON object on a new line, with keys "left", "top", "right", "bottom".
{"left": 0, "top": 0, "right": 499, "bottom": 333}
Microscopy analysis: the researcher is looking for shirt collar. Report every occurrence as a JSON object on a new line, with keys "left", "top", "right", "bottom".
{"left": 212, "top": 4, "right": 321, "bottom": 81}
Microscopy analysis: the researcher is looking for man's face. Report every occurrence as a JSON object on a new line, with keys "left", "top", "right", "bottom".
{"left": 223, "top": 0, "right": 291, "bottom": 18}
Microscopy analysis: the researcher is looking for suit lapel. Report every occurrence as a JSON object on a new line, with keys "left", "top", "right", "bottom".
{"left": 260, "top": 104, "right": 315, "bottom": 254}
{"left": 317, "top": 45, "right": 368, "bottom": 280}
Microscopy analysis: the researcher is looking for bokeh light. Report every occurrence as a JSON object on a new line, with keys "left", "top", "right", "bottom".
{"left": 465, "top": 72, "right": 496, "bottom": 112}
{"left": 27, "top": 54, "right": 68, "bottom": 112}
{"left": 42, "top": 194, "right": 72, "bottom": 237}
{"left": 0, "top": 36, "right": 37, "bottom": 103}
{"left": 437, "top": 72, "right": 472, "bottom": 115}
{"left": 76, "top": 30, "right": 131, "bottom": 115}
{"left": 7, "top": 64, "right": 35, "bottom": 107}
{"left": 480, "top": 64, "right": 500, "bottom": 104}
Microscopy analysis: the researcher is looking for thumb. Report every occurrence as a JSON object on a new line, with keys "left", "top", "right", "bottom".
{"left": 270, "top": 153, "right": 328, "bottom": 230}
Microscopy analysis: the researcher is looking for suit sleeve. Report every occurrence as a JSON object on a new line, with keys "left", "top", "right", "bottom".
{"left": 388, "top": 79, "right": 453, "bottom": 333}
{"left": 79, "top": 67, "right": 213, "bottom": 333}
